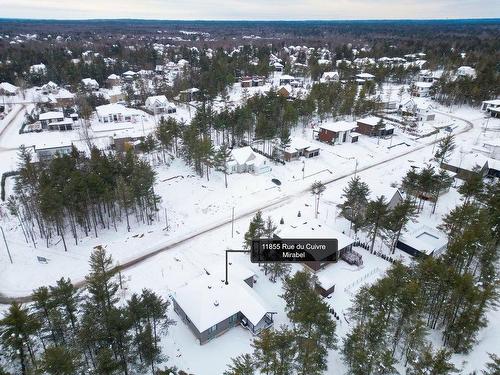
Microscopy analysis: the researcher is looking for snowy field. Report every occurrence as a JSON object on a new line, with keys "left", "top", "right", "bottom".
{"left": 1, "top": 84, "right": 499, "bottom": 374}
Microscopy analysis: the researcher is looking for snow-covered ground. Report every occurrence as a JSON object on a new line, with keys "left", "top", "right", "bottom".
{"left": 1, "top": 83, "right": 499, "bottom": 374}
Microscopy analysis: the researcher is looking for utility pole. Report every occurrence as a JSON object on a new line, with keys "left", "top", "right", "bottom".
{"left": 164, "top": 207, "right": 169, "bottom": 231}
{"left": 1, "top": 226, "right": 12, "bottom": 264}
{"left": 431, "top": 130, "right": 439, "bottom": 154}
{"left": 231, "top": 207, "right": 235, "bottom": 238}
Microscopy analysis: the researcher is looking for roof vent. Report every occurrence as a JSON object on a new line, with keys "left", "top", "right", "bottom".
{"left": 214, "top": 300, "right": 219, "bottom": 307}
{"left": 208, "top": 285, "right": 212, "bottom": 289}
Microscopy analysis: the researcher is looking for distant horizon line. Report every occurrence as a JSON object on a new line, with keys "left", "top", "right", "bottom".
{"left": 0, "top": 17, "right": 499, "bottom": 22}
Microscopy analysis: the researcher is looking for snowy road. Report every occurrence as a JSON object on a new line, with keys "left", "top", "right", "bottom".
{"left": 0, "top": 111, "right": 474, "bottom": 303}
{"left": 0, "top": 104, "right": 26, "bottom": 150}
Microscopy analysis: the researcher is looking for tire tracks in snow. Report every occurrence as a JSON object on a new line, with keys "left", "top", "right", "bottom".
{"left": 0, "top": 111, "right": 474, "bottom": 304}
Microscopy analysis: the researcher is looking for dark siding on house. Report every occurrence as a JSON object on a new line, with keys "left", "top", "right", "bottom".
{"left": 318, "top": 128, "right": 336, "bottom": 143}
{"left": 395, "top": 240, "right": 427, "bottom": 257}
{"left": 172, "top": 299, "right": 203, "bottom": 343}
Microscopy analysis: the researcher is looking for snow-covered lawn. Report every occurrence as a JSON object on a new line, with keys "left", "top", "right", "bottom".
{"left": 1, "top": 88, "right": 499, "bottom": 374}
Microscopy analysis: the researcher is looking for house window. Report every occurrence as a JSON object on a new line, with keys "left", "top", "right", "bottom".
{"left": 229, "top": 314, "right": 238, "bottom": 324}
{"left": 208, "top": 324, "right": 217, "bottom": 335}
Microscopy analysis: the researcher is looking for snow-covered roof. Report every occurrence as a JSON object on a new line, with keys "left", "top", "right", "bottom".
{"left": 277, "top": 219, "right": 354, "bottom": 250}
{"left": 284, "top": 137, "right": 318, "bottom": 153}
{"left": 230, "top": 146, "right": 255, "bottom": 165}
{"left": 107, "top": 74, "right": 120, "bottom": 80}
{"left": 30, "top": 63, "right": 46, "bottom": 73}
{"left": 123, "top": 70, "right": 137, "bottom": 76}
{"left": 172, "top": 265, "right": 270, "bottom": 333}
{"left": 82, "top": 78, "right": 98, "bottom": 87}
{"left": 321, "top": 71, "right": 339, "bottom": 80}
{"left": 96, "top": 103, "right": 141, "bottom": 117}
{"left": 39, "top": 111, "right": 64, "bottom": 121}
{"left": 43, "top": 81, "right": 58, "bottom": 89}
{"left": 357, "top": 116, "right": 383, "bottom": 126}
{"left": 445, "top": 151, "right": 489, "bottom": 171}
{"left": 319, "top": 121, "right": 357, "bottom": 133}
{"left": 49, "top": 118, "right": 74, "bottom": 126}
{"left": 487, "top": 158, "right": 500, "bottom": 171}
{"left": 457, "top": 66, "right": 476, "bottom": 77}
{"left": 0, "top": 82, "right": 18, "bottom": 93}
{"left": 145, "top": 95, "right": 172, "bottom": 107}
{"left": 414, "top": 81, "right": 433, "bottom": 88}
{"left": 356, "top": 72, "right": 375, "bottom": 79}
{"left": 482, "top": 99, "right": 500, "bottom": 106}
{"left": 180, "top": 88, "right": 200, "bottom": 94}
{"left": 55, "top": 89, "right": 75, "bottom": 99}
{"left": 279, "top": 74, "right": 295, "bottom": 80}
{"left": 367, "top": 183, "right": 401, "bottom": 202}
{"left": 399, "top": 225, "right": 447, "bottom": 256}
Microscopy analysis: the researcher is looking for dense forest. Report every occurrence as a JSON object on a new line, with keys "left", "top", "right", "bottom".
{"left": 7, "top": 147, "right": 159, "bottom": 251}
{"left": 0, "top": 247, "right": 178, "bottom": 375}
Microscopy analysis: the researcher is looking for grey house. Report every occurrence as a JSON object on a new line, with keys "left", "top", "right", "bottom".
{"left": 172, "top": 266, "right": 274, "bottom": 344}
{"left": 368, "top": 184, "right": 404, "bottom": 210}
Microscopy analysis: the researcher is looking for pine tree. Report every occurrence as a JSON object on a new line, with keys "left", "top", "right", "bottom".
{"left": 223, "top": 354, "right": 255, "bottom": 375}
{"left": 434, "top": 134, "right": 455, "bottom": 165}
{"left": 0, "top": 302, "right": 41, "bottom": 375}
{"left": 311, "top": 181, "right": 326, "bottom": 219}
{"left": 251, "top": 329, "right": 275, "bottom": 374}
{"left": 457, "top": 166, "right": 485, "bottom": 204}
{"left": 49, "top": 278, "right": 80, "bottom": 339}
{"left": 339, "top": 176, "right": 370, "bottom": 235}
{"left": 406, "top": 345, "right": 457, "bottom": 375}
{"left": 385, "top": 198, "right": 417, "bottom": 253}
{"left": 94, "top": 347, "right": 122, "bottom": 375}
{"left": 244, "top": 211, "right": 265, "bottom": 249}
{"left": 40, "top": 346, "right": 79, "bottom": 375}
{"left": 364, "top": 195, "right": 389, "bottom": 253}
{"left": 214, "top": 144, "right": 233, "bottom": 188}
{"left": 252, "top": 326, "right": 295, "bottom": 375}
{"left": 482, "top": 353, "right": 500, "bottom": 375}
{"left": 281, "top": 271, "right": 336, "bottom": 375}
{"left": 431, "top": 170, "right": 453, "bottom": 214}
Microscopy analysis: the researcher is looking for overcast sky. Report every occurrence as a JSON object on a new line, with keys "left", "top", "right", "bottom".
{"left": 0, "top": 0, "right": 499, "bottom": 20}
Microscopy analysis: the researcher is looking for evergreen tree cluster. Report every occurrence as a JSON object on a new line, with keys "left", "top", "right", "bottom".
{"left": 8, "top": 146, "right": 159, "bottom": 251}
{"left": 432, "top": 56, "right": 500, "bottom": 105}
{"left": 342, "top": 181, "right": 500, "bottom": 374}
{"left": 0, "top": 248, "right": 174, "bottom": 375}
{"left": 225, "top": 271, "right": 336, "bottom": 375}
{"left": 243, "top": 212, "right": 291, "bottom": 283}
